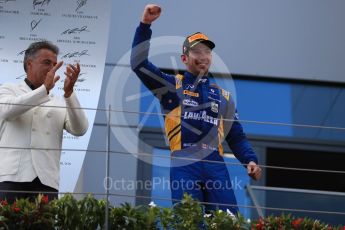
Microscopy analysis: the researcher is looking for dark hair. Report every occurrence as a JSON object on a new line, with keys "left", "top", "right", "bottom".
{"left": 23, "top": 40, "right": 59, "bottom": 72}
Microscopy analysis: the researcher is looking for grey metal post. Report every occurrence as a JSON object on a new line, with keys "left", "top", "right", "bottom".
{"left": 246, "top": 185, "right": 264, "bottom": 218}
{"left": 105, "top": 104, "right": 111, "bottom": 229}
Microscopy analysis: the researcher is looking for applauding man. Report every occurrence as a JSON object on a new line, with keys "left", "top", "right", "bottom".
{"left": 0, "top": 41, "right": 88, "bottom": 203}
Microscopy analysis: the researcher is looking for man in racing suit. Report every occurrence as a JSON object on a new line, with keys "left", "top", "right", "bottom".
{"left": 130, "top": 4, "right": 262, "bottom": 214}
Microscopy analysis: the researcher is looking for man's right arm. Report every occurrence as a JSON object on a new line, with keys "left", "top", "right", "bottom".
{"left": 0, "top": 61, "right": 62, "bottom": 120}
{"left": 0, "top": 84, "right": 50, "bottom": 120}
{"left": 130, "top": 4, "right": 175, "bottom": 93}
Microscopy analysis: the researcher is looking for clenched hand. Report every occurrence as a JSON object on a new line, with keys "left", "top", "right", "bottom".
{"left": 247, "top": 161, "right": 262, "bottom": 181}
{"left": 141, "top": 4, "right": 161, "bottom": 24}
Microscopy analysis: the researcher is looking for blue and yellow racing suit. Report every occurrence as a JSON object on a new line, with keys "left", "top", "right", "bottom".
{"left": 131, "top": 22, "right": 258, "bottom": 214}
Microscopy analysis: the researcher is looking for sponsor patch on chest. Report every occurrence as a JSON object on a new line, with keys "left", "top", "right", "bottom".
{"left": 183, "top": 99, "right": 199, "bottom": 107}
{"left": 183, "top": 90, "right": 199, "bottom": 97}
{"left": 183, "top": 111, "right": 218, "bottom": 125}
{"left": 209, "top": 88, "right": 217, "bottom": 96}
{"left": 211, "top": 101, "right": 219, "bottom": 113}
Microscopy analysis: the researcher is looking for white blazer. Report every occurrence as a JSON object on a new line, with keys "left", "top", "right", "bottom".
{"left": 0, "top": 81, "right": 88, "bottom": 190}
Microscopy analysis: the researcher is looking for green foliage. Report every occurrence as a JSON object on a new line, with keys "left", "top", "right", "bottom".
{"left": 52, "top": 193, "right": 81, "bottom": 229}
{"left": 78, "top": 194, "right": 106, "bottom": 229}
{"left": 0, "top": 193, "right": 343, "bottom": 229}
{"left": 204, "top": 209, "right": 249, "bottom": 230}
{"left": 110, "top": 203, "right": 145, "bottom": 229}
{"left": 158, "top": 207, "right": 174, "bottom": 229}
{"left": 171, "top": 193, "right": 204, "bottom": 230}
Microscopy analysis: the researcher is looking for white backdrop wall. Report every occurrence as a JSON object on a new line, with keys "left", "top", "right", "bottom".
{"left": 0, "top": 0, "right": 111, "bottom": 192}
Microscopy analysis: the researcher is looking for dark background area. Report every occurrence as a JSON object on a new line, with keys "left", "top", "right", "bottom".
{"left": 266, "top": 147, "right": 345, "bottom": 192}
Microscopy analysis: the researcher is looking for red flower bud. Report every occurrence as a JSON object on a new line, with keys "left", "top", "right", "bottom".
{"left": 11, "top": 202, "right": 20, "bottom": 213}
{"left": 254, "top": 217, "right": 265, "bottom": 230}
{"left": 41, "top": 195, "right": 49, "bottom": 204}
{"left": 0, "top": 200, "right": 8, "bottom": 206}
{"left": 256, "top": 222, "right": 264, "bottom": 230}
{"left": 292, "top": 218, "right": 304, "bottom": 228}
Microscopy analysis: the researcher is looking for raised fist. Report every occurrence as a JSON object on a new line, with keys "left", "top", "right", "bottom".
{"left": 141, "top": 4, "right": 161, "bottom": 24}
